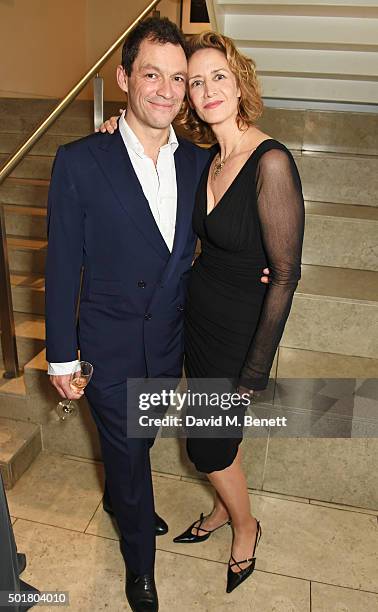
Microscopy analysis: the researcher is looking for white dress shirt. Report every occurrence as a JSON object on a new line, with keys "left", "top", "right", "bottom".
{"left": 48, "top": 114, "right": 179, "bottom": 376}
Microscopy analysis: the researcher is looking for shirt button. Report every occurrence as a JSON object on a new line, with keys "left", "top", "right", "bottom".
{"left": 138, "top": 280, "right": 146, "bottom": 288}
{"left": 144, "top": 313, "right": 152, "bottom": 320}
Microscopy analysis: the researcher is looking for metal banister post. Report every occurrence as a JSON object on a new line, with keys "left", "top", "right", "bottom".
{"left": 93, "top": 74, "right": 104, "bottom": 131}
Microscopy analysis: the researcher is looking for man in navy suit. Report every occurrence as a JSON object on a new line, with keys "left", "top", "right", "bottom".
{"left": 45, "top": 18, "right": 209, "bottom": 611}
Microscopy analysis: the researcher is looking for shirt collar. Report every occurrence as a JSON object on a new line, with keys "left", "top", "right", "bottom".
{"left": 119, "top": 111, "right": 178, "bottom": 158}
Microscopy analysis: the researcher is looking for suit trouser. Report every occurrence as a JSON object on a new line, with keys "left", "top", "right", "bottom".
{"left": 86, "top": 384, "right": 155, "bottom": 574}
{"left": 86, "top": 382, "right": 157, "bottom": 575}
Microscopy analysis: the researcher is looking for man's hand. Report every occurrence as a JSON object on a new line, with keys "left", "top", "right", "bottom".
{"left": 50, "top": 375, "right": 84, "bottom": 400}
{"left": 261, "top": 267, "right": 270, "bottom": 284}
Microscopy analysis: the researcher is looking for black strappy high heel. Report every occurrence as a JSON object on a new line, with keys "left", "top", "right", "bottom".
{"left": 173, "top": 511, "right": 231, "bottom": 544}
{"left": 226, "top": 520, "right": 262, "bottom": 593}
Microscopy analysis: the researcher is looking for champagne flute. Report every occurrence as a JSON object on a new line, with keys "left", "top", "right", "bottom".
{"left": 55, "top": 361, "right": 93, "bottom": 421}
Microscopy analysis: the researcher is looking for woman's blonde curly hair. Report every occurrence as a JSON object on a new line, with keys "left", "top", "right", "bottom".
{"left": 175, "top": 31, "right": 263, "bottom": 144}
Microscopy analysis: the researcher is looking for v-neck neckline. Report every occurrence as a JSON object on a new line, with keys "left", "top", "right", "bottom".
{"left": 205, "top": 138, "right": 276, "bottom": 218}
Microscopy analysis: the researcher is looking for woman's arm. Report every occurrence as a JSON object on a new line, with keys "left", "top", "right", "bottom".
{"left": 239, "top": 147, "right": 305, "bottom": 391}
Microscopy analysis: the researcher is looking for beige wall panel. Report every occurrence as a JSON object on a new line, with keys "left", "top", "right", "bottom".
{"left": 0, "top": 0, "right": 181, "bottom": 101}
{"left": 0, "top": 0, "right": 87, "bottom": 99}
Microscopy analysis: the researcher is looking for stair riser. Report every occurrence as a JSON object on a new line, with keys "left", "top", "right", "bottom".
{"left": 0, "top": 133, "right": 79, "bottom": 157}
{"left": 297, "top": 154, "right": 378, "bottom": 208}
{"left": 0, "top": 180, "right": 49, "bottom": 207}
{"left": 258, "top": 108, "right": 378, "bottom": 156}
{"left": 0, "top": 154, "right": 53, "bottom": 181}
{"left": 0, "top": 99, "right": 120, "bottom": 136}
{"left": 303, "top": 216, "right": 378, "bottom": 271}
{"left": 0, "top": 395, "right": 28, "bottom": 421}
{"left": 282, "top": 295, "right": 378, "bottom": 359}
{"left": 0, "top": 337, "right": 45, "bottom": 369}
{"left": 0, "top": 419, "right": 42, "bottom": 490}
{"left": 11, "top": 287, "right": 45, "bottom": 316}
{"left": 8, "top": 248, "right": 46, "bottom": 275}
{"left": 5, "top": 211, "right": 46, "bottom": 239}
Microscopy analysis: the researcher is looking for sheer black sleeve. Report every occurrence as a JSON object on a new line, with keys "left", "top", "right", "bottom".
{"left": 239, "top": 147, "right": 305, "bottom": 391}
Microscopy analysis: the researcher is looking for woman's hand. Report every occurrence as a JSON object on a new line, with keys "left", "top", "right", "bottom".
{"left": 237, "top": 385, "right": 255, "bottom": 401}
{"left": 95, "top": 108, "right": 125, "bottom": 133}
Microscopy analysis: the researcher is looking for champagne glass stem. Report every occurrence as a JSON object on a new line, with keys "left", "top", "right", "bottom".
{"left": 63, "top": 400, "right": 72, "bottom": 413}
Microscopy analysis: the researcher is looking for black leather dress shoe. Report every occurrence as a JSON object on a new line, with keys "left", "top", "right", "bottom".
{"left": 125, "top": 567, "right": 158, "bottom": 612}
{"left": 102, "top": 497, "right": 168, "bottom": 536}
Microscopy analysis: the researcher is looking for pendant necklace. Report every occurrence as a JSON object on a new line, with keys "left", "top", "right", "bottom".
{"left": 212, "top": 129, "right": 249, "bottom": 180}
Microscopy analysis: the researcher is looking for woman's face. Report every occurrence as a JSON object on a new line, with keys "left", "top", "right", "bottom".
{"left": 187, "top": 48, "right": 241, "bottom": 128}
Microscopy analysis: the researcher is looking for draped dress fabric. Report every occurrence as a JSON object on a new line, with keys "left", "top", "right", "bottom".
{"left": 184, "top": 139, "right": 305, "bottom": 473}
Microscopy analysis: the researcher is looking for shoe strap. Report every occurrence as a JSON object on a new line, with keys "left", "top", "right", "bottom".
{"left": 229, "top": 521, "right": 262, "bottom": 570}
{"left": 253, "top": 521, "right": 262, "bottom": 557}
{"left": 193, "top": 512, "right": 212, "bottom": 535}
{"left": 229, "top": 554, "right": 254, "bottom": 572}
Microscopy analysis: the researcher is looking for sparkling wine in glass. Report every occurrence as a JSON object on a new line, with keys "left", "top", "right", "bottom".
{"left": 56, "top": 361, "right": 93, "bottom": 421}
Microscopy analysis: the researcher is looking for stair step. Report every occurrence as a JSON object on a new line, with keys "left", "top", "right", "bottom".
{"left": 0, "top": 370, "right": 26, "bottom": 396}
{"left": 283, "top": 265, "right": 378, "bottom": 359}
{"left": 0, "top": 99, "right": 121, "bottom": 137}
{"left": 303, "top": 110, "right": 378, "bottom": 157}
{"left": 277, "top": 346, "right": 378, "bottom": 379}
{"left": 0, "top": 133, "right": 79, "bottom": 157}
{"left": 0, "top": 312, "right": 45, "bottom": 370}
{"left": 8, "top": 235, "right": 47, "bottom": 275}
{"left": 0, "top": 417, "right": 42, "bottom": 489}
{"left": 0, "top": 153, "right": 53, "bottom": 180}
{"left": 0, "top": 177, "right": 49, "bottom": 207}
{"left": 10, "top": 273, "right": 45, "bottom": 315}
{"left": 303, "top": 201, "right": 378, "bottom": 271}
{"left": 298, "top": 265, "right": 378, "bottom": 303}
{"left": 257, "top": 107, "right": 378, "bottom": 157}
{"left": 296, "top": 151, "right": 378, "bottom": 208}
{"left": 4, "top": 205, "right": 47, "bottom": 239}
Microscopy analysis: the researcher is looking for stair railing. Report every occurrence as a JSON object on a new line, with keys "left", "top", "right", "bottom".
{"left": 0, "top": 0, "right": 160, "bottom": 378}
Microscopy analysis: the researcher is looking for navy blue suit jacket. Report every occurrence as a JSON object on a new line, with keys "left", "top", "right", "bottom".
{"left": 45, "top": 130, "right": 210, "bottom": 390}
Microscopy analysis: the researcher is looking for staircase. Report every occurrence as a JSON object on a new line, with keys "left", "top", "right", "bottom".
{"left": 0, "top": 99, "right": 118, "bottom": 487}
{"left": 206, "top": 0, "right": 378, "bottom": 104}
{"left": 0, "top": 98, "right": 377, "bottom": 508}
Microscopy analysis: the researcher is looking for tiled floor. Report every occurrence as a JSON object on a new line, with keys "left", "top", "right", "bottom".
{"left": 6, "top": 451, "right": 378, "bottom": 612}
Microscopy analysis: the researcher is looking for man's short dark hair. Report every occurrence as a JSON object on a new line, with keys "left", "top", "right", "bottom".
{"left": 122, "top": 17, "right": 187, "bottom": 75}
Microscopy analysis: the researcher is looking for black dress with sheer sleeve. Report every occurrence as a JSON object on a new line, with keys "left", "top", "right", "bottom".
{"left": 184, "top": 139, "right": 305, "bottom": 473}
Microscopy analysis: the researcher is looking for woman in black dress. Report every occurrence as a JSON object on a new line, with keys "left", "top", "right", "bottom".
{"left": 171, "top": 32, "right": 305, "bottom": 593}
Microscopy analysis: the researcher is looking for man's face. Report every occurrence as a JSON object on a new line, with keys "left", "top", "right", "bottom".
{"left": 117, "top": 37, "right": 187, "bottom": 131}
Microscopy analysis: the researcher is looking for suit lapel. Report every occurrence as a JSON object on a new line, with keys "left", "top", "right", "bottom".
{"left": 89, "top": 131, "right": 170, "bottom": 261}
